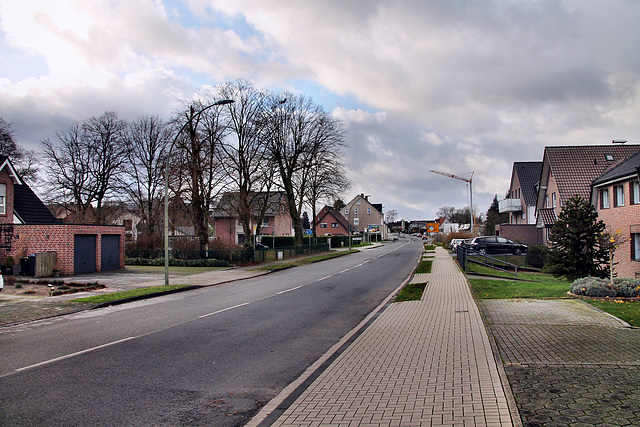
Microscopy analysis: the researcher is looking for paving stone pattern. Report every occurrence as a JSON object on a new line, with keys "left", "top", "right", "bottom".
{"left": 269, "top": 248, "right": 512, "bottom": 426}
{"left": 480, "top": 299, "right": 640, "bottom": 426}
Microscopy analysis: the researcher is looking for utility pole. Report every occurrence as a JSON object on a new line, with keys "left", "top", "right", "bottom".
{"left": 430, "top": 170, "right": 475, "bottom": 234}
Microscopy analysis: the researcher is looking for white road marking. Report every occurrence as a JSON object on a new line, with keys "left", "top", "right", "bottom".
{"left": 199, "top": 302, "right": 250, "bottom": 319}
{"left": 14, "top": 336, "right": 137, "bottom": 373}
{"left": 278, "top": 286, "right": 303, "bottom": 295}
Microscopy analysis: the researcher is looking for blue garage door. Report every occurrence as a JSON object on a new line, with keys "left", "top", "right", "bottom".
{"left": 74, "top": 234, "right": 96, "bottom": 275}
{"left": 101, "top": 234, "right": 120, "bottom": 271}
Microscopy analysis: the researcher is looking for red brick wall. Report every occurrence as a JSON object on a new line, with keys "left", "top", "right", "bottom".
{"left": 596, "top": 179, "right": 640, "bottom": 279}
{"left": 8, "top": 224, "right": 125, "bottom": 276}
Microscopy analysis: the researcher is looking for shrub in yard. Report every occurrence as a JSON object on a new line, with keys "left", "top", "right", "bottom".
{"left": 570, "top": 277, "right": 640, "bottom": 298}
{"left": 526, "top": 245, "right": 549, "bottom": 268}
{"left": 126, "top": 257, "right": 230, "bottom": 268}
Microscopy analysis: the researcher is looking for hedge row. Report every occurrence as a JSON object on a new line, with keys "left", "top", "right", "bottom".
{"left": 126, "top": 257, "right": 231, "bottom": 268}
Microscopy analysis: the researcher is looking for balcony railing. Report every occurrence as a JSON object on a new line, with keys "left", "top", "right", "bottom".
{"left": 498, "top": 198, "right": 522, "bottom": 213}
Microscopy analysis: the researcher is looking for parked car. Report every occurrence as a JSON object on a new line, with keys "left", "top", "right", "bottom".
{"left": 462, "top": 236, "right": 527, "bottom": 255}
{"left": 449, "top": 238, "right": 464, "bottom": 252}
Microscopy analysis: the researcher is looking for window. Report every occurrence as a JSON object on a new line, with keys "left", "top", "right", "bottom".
{"left": 354, "top": 218, "right": 359, "bottom": 226}
{"left": 123, "top": 219, "right": 133, "bottom": 231}
{"left": 551, "top": 193, "right": 557, "bottom": 208}
{"left": 262, "top": 217, "right": 270, "bottom": 227}
{"left": 344, "top": 208, "right": 349, "bottom": 215}
{"left": 367, "top": 207, "right": 371, "bottom": 214}
{"left": 354, "top": 208, "right": 358, "bottom": 215}
{"left": 614, "top": 184, "right": 625, "bottom": 207}
{"left": 0, "top": 183, "right": 5, "bottom": 215}
{"left": 545, "top": 195, "right": 549, "bottom": 208}
{"left": 605, "top": 154, "right": 615, "bottom": 161}
{"left": 357, "top": 200, "right": 361, "bottom": 206}
{"left": 632, "top": 234, "right": 640, "bottom": 261}
{"left": 600, "top": 188, "right": 610, "bottom": 209}
{"left": 331, "top": 223, "right": 339, "bottom": 228}
{"left": 631, "top": 181, "right": 640, "bottom": 205}
{"left": 320, "top": 223, "right": 327, "bottom": 228}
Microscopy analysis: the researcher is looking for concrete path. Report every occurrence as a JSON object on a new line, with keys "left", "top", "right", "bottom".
{"left": 251, "top": 246, "right": 514, "bottom": 426}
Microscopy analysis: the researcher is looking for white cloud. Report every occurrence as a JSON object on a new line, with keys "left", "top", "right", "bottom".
{"left": 0, "top": 0, "right": 639, "bottom": 220}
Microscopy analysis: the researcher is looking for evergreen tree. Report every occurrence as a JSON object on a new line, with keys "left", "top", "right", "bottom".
{"left": 484, "top": 195, "right": 509, "bottom": 235}
{"left": 546, "top": 195, "right": 609, "bottom": 281}
{"left": 301, "top": 212, "right": 311, "bottom": 230}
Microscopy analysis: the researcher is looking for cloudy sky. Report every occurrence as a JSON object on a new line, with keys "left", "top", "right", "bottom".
{"left": 1, "top": 0, "right": 639, "bottom": 221}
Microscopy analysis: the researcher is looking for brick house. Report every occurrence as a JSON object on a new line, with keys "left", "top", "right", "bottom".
{"left": 213, "top": 192, "right": 293, "bottom": 245}
{"left": 591, "top": 151, "right": 640, "bottom": 279}
{"left": 343, "top": 194, "right": 387, "bottom": 240}
{"left": 314, "top": 205, "right": 349, "bottom": 236}
{"left": 0, "top": 156, "right": 125, "bottom": 276}
{"left": 535, "top": 145, "right": 640, "bottom": 245}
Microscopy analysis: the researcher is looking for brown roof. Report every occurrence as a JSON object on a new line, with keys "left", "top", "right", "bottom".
{"left": 537, "top": 208, "right": 557, "bottom": 226}
{"left": 545, "top": 145, "right": 640, "bottom": 203}
{"left": 315, "top": 205, "right": 349, "bottom": 229}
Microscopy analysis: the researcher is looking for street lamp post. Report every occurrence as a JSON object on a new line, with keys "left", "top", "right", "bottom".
{"left": 164, "top": 99, "right": 234, "bottom": 286}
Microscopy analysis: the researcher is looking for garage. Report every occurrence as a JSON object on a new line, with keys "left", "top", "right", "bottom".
{"left": 74, "top": 234, "right": 97, "bottom": 275}
{"left": 101, "top": 234, "right": 121, "bottom": 271}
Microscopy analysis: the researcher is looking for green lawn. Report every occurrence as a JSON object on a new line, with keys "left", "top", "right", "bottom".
{"left": 468, "top": 268, "right": 571, "bottom": 299}
{"left": 467, "top": 268, "right": 640, "bottom": 326}
{"left": 415, "top": 260, "right": 433, "bottom": 274}
{"left": 394, "top": 282, "right": 428, "bottom": 302}
{"left": 71, "top": 285, "right": 191, "bottom": 304}
{"left": 585, "top": 300, "right": 640, "bottom": 327}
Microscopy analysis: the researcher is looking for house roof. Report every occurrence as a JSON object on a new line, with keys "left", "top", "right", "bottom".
{"left": 315, "top": 205, "right": 349, "bottom": 229}
{"left": 544, "top": 145, "right": 640, "bottom": 203}
{"left": 592, "top": 151, "right": 640, "bottom": 186}
{"left": 537, "top": 208, "right": 557, "bottom": 227}
{"left": 513, "top": 161, "right": 542, "bottom": 206}
{"left": 0, "top": 156, "right": 59, "bottom": 225}
{"left": 13, "top": 184, "right": 60, "bottom": 224}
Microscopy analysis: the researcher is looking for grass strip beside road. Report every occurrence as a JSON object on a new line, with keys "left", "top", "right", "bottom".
{"left": 394, "top": 282, "right": 428, "bottom": 302}
{"left": 415, "top": 260, "right": 433, "bottom": 274}
{"left": 71, "top": 285, "right": 191, "bottom": 304}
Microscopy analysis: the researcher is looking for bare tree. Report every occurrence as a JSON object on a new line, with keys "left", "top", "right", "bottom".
{"left": 41, "top": 112, "right": 129, "bottom": 224}
{"left": 215, "top": 79, "right": 273, "bottom": 244}
{"left": 42, "top": 124, "right": 94, "bottom": 221}
{"left": 385, "top": 209, "right": 398, "bottom": 224}
{"left": 262, "top": 93, "right": 345, "bottom": 245}
{"left": 171, "top": 99, "right": 230, "bottom": 251}
{"left": 305, "top": 148, "right": 350, "bottom": 237}
{"left": 83, "top": 112, "right": 130, "bottom": 223}
{"left": 0, "top": 116, "right": 39, "bottom": 183}
{"left": 123, "top": 115, "right": 171, "bottom": 237}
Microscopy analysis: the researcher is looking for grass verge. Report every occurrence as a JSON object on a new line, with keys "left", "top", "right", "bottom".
{"left": 394, "top": 282, "right": 428, "bottom": 302}
{"left": 252, "top": 250, "right": 359, "bottom": 271}
{"left": 415, "top": 260, "right": 433, "bottom": 274}
{"left": 584, "top": 300, "right": 640, "bottom": 327}
{"left": 71, "top": 285, "right": 190, "bottom": 304}
{"left": 468, "top": 270, "right": 571, "bottom": 299}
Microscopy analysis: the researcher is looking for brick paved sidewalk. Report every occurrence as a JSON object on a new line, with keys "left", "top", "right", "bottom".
{"left": 252, "top": 246, "right": 514, "bottom": 426}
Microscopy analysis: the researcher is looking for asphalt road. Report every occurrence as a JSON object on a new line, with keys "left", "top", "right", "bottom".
{"left": 0, "top": 240, "right": 422, "bottom": 426}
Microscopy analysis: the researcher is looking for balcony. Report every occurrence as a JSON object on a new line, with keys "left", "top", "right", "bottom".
{"left": 498, "top": 198, "right": 522, "bottom": 213}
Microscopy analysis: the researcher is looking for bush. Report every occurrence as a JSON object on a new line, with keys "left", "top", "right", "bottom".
{"left": 126, "top": 257, "right": 231, "bottom": 268}
{"left": 526, "top": 245, "right": 549, "bottom": 268}
{"left": 570, "top": 277, "right": 640, "bottom": 298}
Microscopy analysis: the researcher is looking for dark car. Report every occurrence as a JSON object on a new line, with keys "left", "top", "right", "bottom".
{"left": 463, "top": 236, "right": 527, "bottom": 255}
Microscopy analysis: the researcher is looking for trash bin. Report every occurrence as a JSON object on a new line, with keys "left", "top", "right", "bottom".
{"left": 20, "top": 256, "right": 35, "bottom": 276}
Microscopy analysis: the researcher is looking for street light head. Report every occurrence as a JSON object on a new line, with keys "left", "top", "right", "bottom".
{"left": 215, "top": 99, "right": 235, "bottom": 105}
